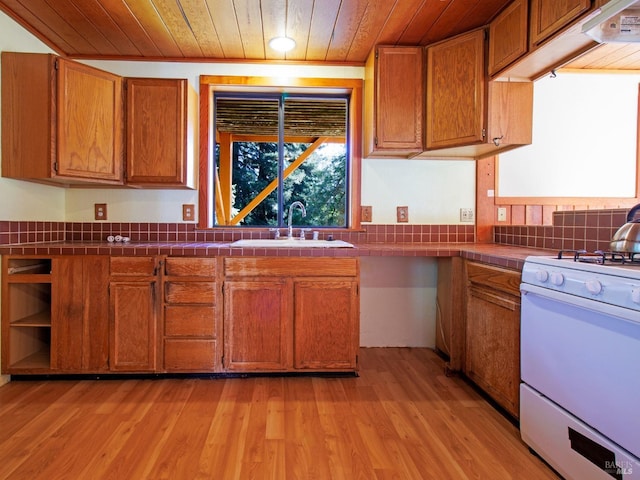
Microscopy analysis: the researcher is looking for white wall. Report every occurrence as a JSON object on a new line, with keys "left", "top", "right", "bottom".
{"left": 360, "top": 257, "right": 437, "bottom": 347}
{"left": 362, "top": 159, "right": 476, "bottom": 224}
{"left": 499, "top": 71, "right": 640, "bottom": 198}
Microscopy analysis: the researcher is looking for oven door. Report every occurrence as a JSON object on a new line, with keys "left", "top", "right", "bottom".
{"left": 520, "top": 283, "right": 640, "bottom": 460}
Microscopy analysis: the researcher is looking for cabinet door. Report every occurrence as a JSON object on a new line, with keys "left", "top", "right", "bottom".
{"left": 488, "top": 0, "right": 528, "bottom": 76}
{"left": 109, "top": 280, "right": 157, "bottom": 371}
{"left": 426, "top": 30, "right": 485, "bottom": 149}
{"left": 53, "top": 256, "right": 109, "bottom": 372}
{"left": 1, "top": 52, "right": 55, "bottom": 180}
{"left": 530, "top": 0, "right": 591, "bottom": 46}
{"left": 465, "top": 287, "right": 520, "bottom": 418}
{"left": 223, "top": 280, "right": 291, "bottom": 371}
{"left": 56, "top": 58, "right": 124, "bottom": 183}
{"left": 364, "top": 46, "right": 424, "bottom": 156}
{"left": 465, "top": 262, "right": 521, "bottom": 418}
{"left": 293, "top": 279, "right": 358, "bottom": 370}
{"left": 126, "top": 78, "right": 187, "bottom": 186}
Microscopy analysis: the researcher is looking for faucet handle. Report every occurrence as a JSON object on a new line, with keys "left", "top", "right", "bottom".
{"left": 299, "top": 228, "right": 311, "bottom": 240}
{"left": 269, "top": 228, "right": 281, "bottom": 239}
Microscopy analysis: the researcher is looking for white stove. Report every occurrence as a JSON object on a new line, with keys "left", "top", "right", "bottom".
{"left": 521, "top": 252, "right": 640, "bottom": 313}
{"left": 520, "top": 251, "right": 640, "bottom": 480}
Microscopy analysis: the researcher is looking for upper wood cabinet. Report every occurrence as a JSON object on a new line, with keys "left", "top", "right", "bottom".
{"left": 488, "top": 0, "right": 529, "bottom": 77}
{"left": 496, "top": 0, "right": 599, "bottom": 80}
{"left": 1, "top": 52, "right": 124, "bottom": 186}
{"left": 426, "top": 30, "right": 486, "bottom": 150}
{"left": 364, "top": 46, "right": 424, "bottom": 158}
{"left": 530, "top": 0, "right": 592, "bottom": 46}
{"left": 126, "top": 78, "right": 197, "bottom": 188}
{"left": 2, "top": 52, "right": 197, "bottom": 189}
{"left": 422, "top": 29, "right": 533, "bottom": 159}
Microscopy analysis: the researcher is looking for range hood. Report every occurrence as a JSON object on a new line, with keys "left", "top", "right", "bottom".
{"left": 582, "top": 0, "right": 640, "bottom": 43}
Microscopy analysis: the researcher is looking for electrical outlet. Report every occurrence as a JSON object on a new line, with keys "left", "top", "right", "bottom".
{"left": 94, "top": 203, "right": 107, "bottom": 221}
{"left": 183, "top": 204, "right": 195, "bottom": 221}
{"left": 397, "top": 206, "right": 409, "bottom": 223}
{"left": 497, "top": 207, "right": 507, "bottom": 222}
{"left": 361, "top": 206, "right": 372, "bottom": 222}
{"left": 460, "top": 208, "right": 474, "bottom": 222}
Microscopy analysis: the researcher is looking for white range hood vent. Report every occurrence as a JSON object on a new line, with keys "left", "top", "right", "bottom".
{"left": 582, "top": 0, "right": 640, "bottom": 43}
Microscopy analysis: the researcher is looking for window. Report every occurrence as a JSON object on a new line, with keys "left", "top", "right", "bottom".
{"left": 214, "top": 94, "right": 348, "bottom": 227}
{"left": 198, "top": 76, "right": 363, "bottom": 229}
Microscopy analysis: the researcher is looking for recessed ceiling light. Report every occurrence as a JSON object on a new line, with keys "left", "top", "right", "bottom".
{"left": 269, "top": 36, "right": 296, "bottom": 52}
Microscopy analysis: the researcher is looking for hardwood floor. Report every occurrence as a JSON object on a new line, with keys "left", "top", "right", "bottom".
{"left": 0, "top": 348, "right": 559, "bottom": 480}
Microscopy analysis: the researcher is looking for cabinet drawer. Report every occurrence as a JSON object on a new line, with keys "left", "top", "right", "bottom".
{"left": 165, "top": 257, "right": 217, "bottom": 277}
{"left": 165, "top": 305, "right": 215, "bottom": 337}
{"left": 466, "top": 261, "right": 520, "bottom": 297}
{"left": 165, "top": 282, "right": 216, "bottom": 304}
{"left": 110, "top": 257, "right": 156, "bottom": 276}
{"left": 164, "top": 339, "right": 216, "bottom": 371}
{"left": 224, "top": 257, "right": 358, "bottom": 277}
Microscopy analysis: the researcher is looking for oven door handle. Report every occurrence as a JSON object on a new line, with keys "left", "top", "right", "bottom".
{"left": 520, "top": 283, "right": 638, "bottom": 325}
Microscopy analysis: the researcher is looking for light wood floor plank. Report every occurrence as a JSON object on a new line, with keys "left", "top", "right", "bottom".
{"left": 0, "top": 348, "right": 559, "bottom": 480}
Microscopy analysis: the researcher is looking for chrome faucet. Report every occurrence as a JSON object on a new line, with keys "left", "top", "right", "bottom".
{"left": 287, "top": 201, "right": 306, "bottom": 239}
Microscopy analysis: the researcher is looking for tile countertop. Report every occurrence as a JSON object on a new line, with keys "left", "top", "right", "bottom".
{"left": 0, "top": 241, "right": 553, "bottom": 271}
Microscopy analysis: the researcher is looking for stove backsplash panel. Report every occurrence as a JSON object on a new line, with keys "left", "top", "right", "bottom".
{"left": 494, "top": 208, "right": 628, "bottom": 252}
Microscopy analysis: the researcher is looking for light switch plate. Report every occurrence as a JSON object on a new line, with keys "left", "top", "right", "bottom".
{"left": 183, "top": 204, "right": 195, "bottom": 221}
{"left": 397, "top": 206, "right": 408, "bottom": 223}
{"left": 361, "top": 206, "right": 372, "bottom": 222}
{"left": 497, "top": 207, "right": 507, "bottom": 222}
{"left": 460, "top": 208, "right": 474, "bottom": 222}
{"left": 94, "top": 203, "right": 107, "bottom": 221}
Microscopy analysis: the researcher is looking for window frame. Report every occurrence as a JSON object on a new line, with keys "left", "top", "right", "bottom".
{"left": 213, "top": 91, "right": 350, "bottom": 228}
{"left": 198, "top": 75, "right": 363, "bottom": 230}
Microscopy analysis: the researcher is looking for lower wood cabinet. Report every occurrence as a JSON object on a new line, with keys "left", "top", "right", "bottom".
{"left": 162, "top": 257, "right": 218, "bottom": 372}
{"left": 109, "top": 257, "right": 159, "bottom": 372}
{"left": 1, "top": 255, "right": 110, "bottom": 374}
{"left": 54, "top": 256, "right": 110, "bottom": 372}
{"left": 224, "top": 279, "right": 291, "bottom": 371}
{"left": 2, "top": 254, "right": 358, "bottom": 375}
{"left": 293, "top": 279, "right": 358, "bottom": 370}
{"left": 435, "top": 257, "right": 465, "bottom": 372}
{"left": 464, "top": 261, "right": 521, "bottom": 418}
{"left": 223, "top": 257, "right": 359, "bottom": 373}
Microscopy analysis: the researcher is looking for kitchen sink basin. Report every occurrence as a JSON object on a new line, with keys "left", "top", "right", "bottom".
{"left": 230, "top": 238, "right": 354, "bottom": 248}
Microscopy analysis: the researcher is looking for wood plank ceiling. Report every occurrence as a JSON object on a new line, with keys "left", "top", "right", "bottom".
{"left": 0, "top": 0, "right": 512, "bottom": 64}
{"left": 563, "top": 42, "right": 640, "bottom": 71}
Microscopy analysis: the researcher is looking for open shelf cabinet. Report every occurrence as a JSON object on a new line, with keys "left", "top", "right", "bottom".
{"left": 2, "top": 257, "right": 53, "bottom": 372}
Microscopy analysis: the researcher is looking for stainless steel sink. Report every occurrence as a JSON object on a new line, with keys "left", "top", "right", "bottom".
{"left": 230, "top": 238, "right": 354, "bottom": 248}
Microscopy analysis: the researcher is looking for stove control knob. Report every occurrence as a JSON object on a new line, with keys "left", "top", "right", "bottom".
{"left": 586, "top": 279, "right": 602, "bottom": 295}
{"left": 535, "top": 270, "right": 549, "bottom": 282}
{"left": 550, "top": 272, "right": 565, "bottom": 286}
{"left": 632, "top": 287, "right": 640, "bottom": 305}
